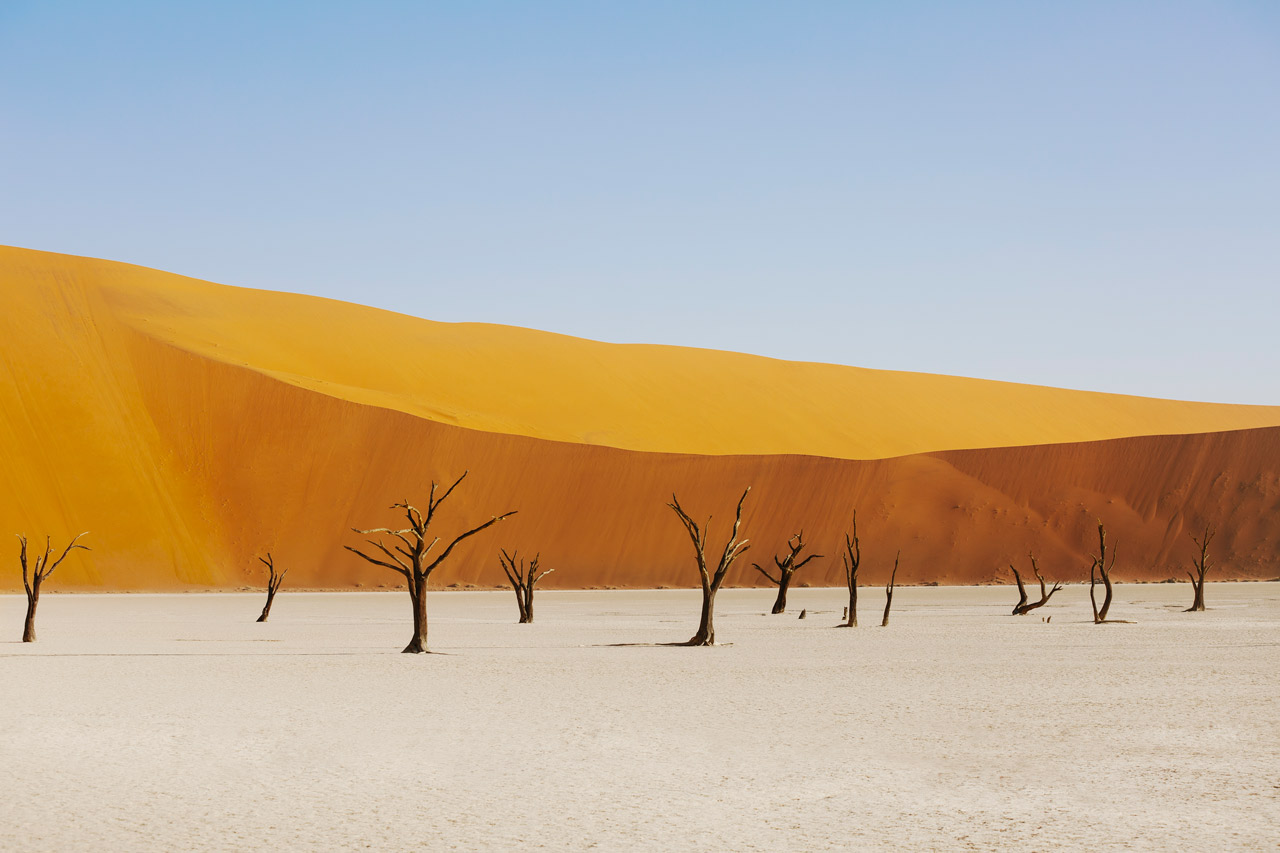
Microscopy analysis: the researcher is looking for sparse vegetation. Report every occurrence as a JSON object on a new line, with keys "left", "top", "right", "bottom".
{"left": 1009, "top": 552, "right": 1061, "bottom": 615}
{"left": 16, "top": 532, "right": 89, "bottom": 642}
{"left": 1089, "top": 522, "right": 1127, "bottom": 624}
{"left": 881, "top": 551, "right": 900, "bottom": 627}
{"left": 256, "top": 553, "right": 286, "bottom": 622}
{"left": 1185, "top": 525, "right": 1214, "bottom": 612}
{"left": 668, "top": 488, "right": 751, "bottom": 646}
{"left": 839, "top": 513, "right": 861, "bottom": 627}
{"left": 345, "top": 472, "right": 516, "bottom": 653}
{"left": 498, "top": 549, "right": 553, "bottom": 623}
{"left": 752, "top": 531, "right": 821, "bottom": 614}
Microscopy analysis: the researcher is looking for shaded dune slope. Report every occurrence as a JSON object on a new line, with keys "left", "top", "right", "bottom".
{"left": 3, "top": 246, "right": 1278, "bottom": 589}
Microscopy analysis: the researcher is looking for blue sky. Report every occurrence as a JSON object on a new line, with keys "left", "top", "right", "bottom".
{"left": 2, "top": 1, "right": 1277, "bottom": 403}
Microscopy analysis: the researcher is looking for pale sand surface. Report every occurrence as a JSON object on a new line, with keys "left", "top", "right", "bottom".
{"left": 2, "top": 585, "right": 1277, "bottom": 851}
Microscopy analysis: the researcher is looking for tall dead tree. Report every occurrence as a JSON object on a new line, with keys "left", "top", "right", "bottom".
{"left": 345, "top": 471, "right": 516, "bottom": 653}
{"left": 752, "top": 531, "right": 821, "bottom": 615}
{"left": 839, "top": 513, "right": 861, "bottom": 627}
{"left": 1089, "top": 522, "right": 1119, "bottom": 624}
{"left": 1185, "top": 525, "right": 1214, "bottom": 612}
{"left": 256, "top": 553, "right": 286, "bottom": 623}
{"left": 1010, "top": 552, "right": 1062, "bottom": 615}
{"left": 498, "top": 549, "right": 554, "bottom": 623}
{"left": 17, "top": 533, "right": 89, "bottom": 642}
{"left": 668, "top": 488, "right": 751, "bottom": 646}
{"left": 881, "top": 551, "right": 900, "bottom": 627}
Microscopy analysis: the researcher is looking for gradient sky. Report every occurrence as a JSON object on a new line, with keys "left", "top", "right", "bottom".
{"left": 2, "top": 2, "right": 1277, "bottom": 404}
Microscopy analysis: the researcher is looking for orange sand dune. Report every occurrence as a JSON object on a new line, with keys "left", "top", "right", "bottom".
{"left": 2, "top": 245, "right": 1278, "bottom": 590}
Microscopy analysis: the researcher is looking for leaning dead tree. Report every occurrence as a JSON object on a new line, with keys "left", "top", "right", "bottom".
{"left": 1185, "top": 525, "right": 1214, "bottom": 612}
{"left": 498, "top": 549, "right": 554, "bottom": 623}
{"left": 1009, "top": 552, "right": 1062, "bottom": 615}
{"left": 752, "top": 531, "right": 821, "bottom": 614}
{"left": 17, "top": 533, "right": 89, "bottom": 642}
{"left": 256, "top": 553, "right": 287, "bottom": 623}
{"left": 668, "top": 488, "right": 751, "bottom": 646}
{"left": 345, "top": 471, "right": 516, "bottom": 653}
{"left": 839, "top": 512, "right": 861, "bottom": 627}
{"left": 881, "top": 551, "right": 900, "bottom": 627}
{"left": 1088, "top": 522, "right": 1125, "bottom": 624}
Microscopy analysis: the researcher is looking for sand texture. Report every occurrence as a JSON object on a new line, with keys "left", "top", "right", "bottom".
{"left": 2, "top": 245, "right": 1279, "bottom": 589}
{"left": 2, "top": 586, "right": 1278, "bottom": 851}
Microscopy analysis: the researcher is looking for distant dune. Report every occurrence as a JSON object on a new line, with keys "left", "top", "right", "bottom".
{"left": 3, "top": 245, "right": 1278, "bottom": 589}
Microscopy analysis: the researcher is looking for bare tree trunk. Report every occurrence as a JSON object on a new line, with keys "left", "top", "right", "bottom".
{"left": 255, "top": 553, "right": 286, "bottom": 623}
{"left": 1010, "top": 554, "right": 1061, "bottom": 616}
{"left": 753, "top": 532, "right": 818, "bottom": 616}
{"left": 840, "top": 514, "right": 860, "bottom": 627}
{"left": 16, "top": 533, "right": 89, "bottom": 643}
{"left": 881, "top": 552, "right": 899, "bottom": 627}
{"left": 22, "top": 579, "right": 40, "bottom": 643}
{"left": 1089, "top": 523, "right": 1118, "bottom": 624}
{"left": 1011, "top": 565, "right": 1029, "bottom": 614}
{"left": 1098, "top": 571, "right": 1113, "bottom": 621}
{"left": 1186, "top": 572, "right": 1205, "bottom": 612}
{"left": 689, "top": 585, "right": 716, "bottom": 646}
{"left": 256, "top": 589, "right": 276, "bottom": 623}
{"left": 345, "top": 473, "right": 517, "bottom": 653}
{"left": 499, "top": 549, "right": 550, "bottom": 624}
{"left": 404, "top": 573, "right": 429, "bottom": 653}
{"left": 669, "top": 489, "right": 751, "bottom": 646}
{"left": 1185, "top": 525, "right": 1213, "bottom": 612}
{"left": 772, "top": 576, "right": 790, "bottom": 615}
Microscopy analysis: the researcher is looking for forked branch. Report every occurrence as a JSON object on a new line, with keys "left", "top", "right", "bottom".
{"left": 1010, "top": 553, "right": 1061, "bottom": 615}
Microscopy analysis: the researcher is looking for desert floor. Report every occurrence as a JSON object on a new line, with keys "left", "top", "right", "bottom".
{"left": 2, "top": 584, "right": 1277, "bottom": 851}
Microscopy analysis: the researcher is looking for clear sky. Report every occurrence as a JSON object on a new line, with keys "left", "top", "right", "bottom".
{"left": 2, "top": 2, "right": 1277, "bottom": 404}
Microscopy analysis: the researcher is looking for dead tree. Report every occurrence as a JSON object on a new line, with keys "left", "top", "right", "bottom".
{"left": 345, "top": 471, "right": 516, "bottom": 653}
{"left": 881, "top": 551, "right": 900, "bottom": 627}
{"left": 752, "top": 531, "right": 821, "bottom": 614}
{"left": 1009, "top": 552, "right": 1062, "bottom": 615}
{"left": 1185, "top": 525, "right": 1214, "bottom": 612}
{"left": 17, "top": 533, "right": 89, "bottom": 642}
{"left": 668, "top": 488, "right": 751, "bottom": 646}
{"left": 839, "top": 513, "right": 861, "bottom": 627}
{"left": 498, "top": 549, "right": 554, "bottom": 623}
{"left": 1089, "top": 522, "right": 1121, "bottom": 624}
{"left": 256, "top": 553, "right": 287, "bottom": 623}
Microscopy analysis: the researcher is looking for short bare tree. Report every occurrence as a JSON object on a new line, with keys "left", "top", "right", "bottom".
{"left": 346, "top": 472, "right": 516, "bottom": 653}
{"left": 256, "top": 553, "right": 287, "bottom": 623}
{"left": 839, "top": 513, "right": 861, "bottom": 627}
{"left": 1009, "top": 552, "right": 1062, "bottom": 615}
{"left": 1089, "top": 522, "right": 1127, "bottom": 624}
{"left": 881, "top": 551, "right": 900, "bottom": 627}
{"left": 499, "top": 549, "right": 554, "bottom": 623}
{"left": 1185, "top": 525, "right": 1214, "bottom": 612}
{"left": 17, "top": 533, "right": 89, "bottom": 642}
{"left": 752, "top": 531, "right": 821, "bottom": 615}
{"left": 668, "top": 488, "right": 751, "bottom": 646}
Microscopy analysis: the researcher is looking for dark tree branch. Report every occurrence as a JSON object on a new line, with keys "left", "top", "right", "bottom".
{"left": 881, "top": 551, "right": 900, "bottom": 627}
{"left": 1010, "top": 552, "right": 1061, "bottom": 615}
{"left": 668, "top": 488, "right": 751, "bottom": 645}
{"left": 755, "top": 530, "right": 821, "bottom": 614}
{"left": 348, "top": 478, "right": 516, "bottom": 653}
{"left": 16, "top": 532, "right": 89, "bottom": 642}
{"left": 839, "top": 512, "right": 861, "bottom": 627}
{"left": 1185, "top": 524, "right": 1214, "bottom": 612}
{"left": 256, "top": 553, "right": 287, "bottom": 622}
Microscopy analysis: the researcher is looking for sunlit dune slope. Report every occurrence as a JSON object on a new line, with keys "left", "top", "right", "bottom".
{"left": 33, "top": 248, "right": 1280, "bottom": 459}
{"left": 2, "top": 245, "right": 1278, "bottom": 590}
